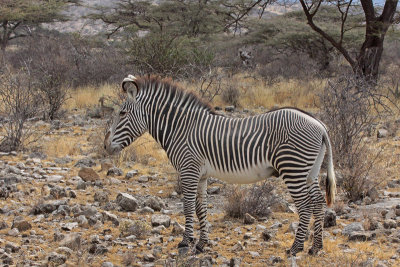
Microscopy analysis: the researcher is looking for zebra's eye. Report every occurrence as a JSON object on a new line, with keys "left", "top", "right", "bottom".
{"left": 119, "top": 111, "right": 127, "bottom": 117}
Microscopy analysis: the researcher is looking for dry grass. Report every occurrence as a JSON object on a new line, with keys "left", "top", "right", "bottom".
{"left": 43, "top": 136, "right": 82, "bottom": 157}
{"left": 65, "top": 83, "right": 117, "bottom": 110}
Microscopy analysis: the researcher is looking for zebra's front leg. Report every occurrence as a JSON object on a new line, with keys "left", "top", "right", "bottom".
{"left": 177, "top": 171, "right": 199, "bottom": 252}
{"left": 194, "top": 177, "right": 208, "bottom": 254}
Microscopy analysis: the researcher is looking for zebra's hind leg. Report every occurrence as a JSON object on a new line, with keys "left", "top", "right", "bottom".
{"left": 285, "top": 179, "right": 313, "bottom": 256}
{"left": 194, "top": 178, "right": 208, "bottom": 254}
{"left": 308, "top": 181, "right": 326, "bottom": 255}
{"left": 177, "top": 171, "right": 199, "bottom": 252}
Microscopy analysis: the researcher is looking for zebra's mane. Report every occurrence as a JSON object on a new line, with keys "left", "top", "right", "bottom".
{"left": 136, "top": 75, "right": 217, "bottom": 115}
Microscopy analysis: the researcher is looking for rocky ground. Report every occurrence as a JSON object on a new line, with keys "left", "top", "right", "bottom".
{"left": 0, "top": 107, "right": 400, "bottom": 267}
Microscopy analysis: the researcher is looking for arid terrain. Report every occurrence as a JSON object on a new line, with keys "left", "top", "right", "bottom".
{"left": 1, "top": 79, "right": 400, "bottom": 267}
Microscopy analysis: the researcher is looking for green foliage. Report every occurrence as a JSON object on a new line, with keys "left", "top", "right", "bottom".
{"left": 128, "top": 33, "right": 215, "bottom": 78}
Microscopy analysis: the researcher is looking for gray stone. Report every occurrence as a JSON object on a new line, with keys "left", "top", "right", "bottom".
{"left": 31, "top": 200, "right": 68, "bottom": 214}
{"left": 54, "top": 156, "right": 72, "bottom": 165}
{"left": 61, "top": 222, "right": 78, "bottom": 231}
{"left": 102, "top": 262, "right": 114, "bottom": 267}
{"left": 74, "top": 158, "right": 96, "bottom": 168}
{"left": 56, "top": 247, "right": 74, "bottom": 257}
{"left": 244, "top": 213, "right": 256, "bottom": 224}
{"left": 59, "top": 233, "right": 81, "bottom": 251}
{"left": 94, "top": 191, "right": 109, "bottom": 203}
{"left": 342, "top": 222, "right": 364, "bottom": 236}
{"left": 249, "top": 251, "right": 260, "bottom": 258}
{"left": 78, "top": 167, "right": 99, "bottom": 182}
{"left": 144, "top": 253, "right": 155, "bottom": 262}
{"left": 138, "top": 175, "right": 149, "bottom": 183}
{"left": 324, "top": 209, "right": 336, "bottom": 228}
{"left": 151, "top": 214, "right": 171, "bottom": 228}
{"left": 172, "top": 221, "right": 185, "bottom": 235}
{"left": 107, "top": 167, "right": 123, "bottom": 176}
{"left": 5, "top": 241, "right": 20, "bottom": 252}
{"left": 225, "top": 106, "right": 235, "bottom": 112}
{"left": 207, "top": 186, "right": 221, "bottom": 194}
{"left": 116, "top": 193, "right": 138, "bottom": 212}
{"left": 139, "top": 207, "right": 155, "bottom": 214}
{"left": 383, "top": 219, "right": 397, "bottom": 229}
{"left": 348, "top": 231, "right": 376, "bottom": 241}
{"left": 48, "top": 252, "right": 66, "bottom": 266}
{"left": 144, "top": 196, "right": 165, "bottom": 211}
{"left": 126, "top": 170, "right": 139, "bottom": 179}
{"left": 47, "top": 175, "right": 64, "bottom": 183}
{"left": 76, "top": 215, "right": 89, "bottom": 227}
{"left": 50, "top": 186, "right": 67, "bottom": 199}
{"left": 76, "top": 180, "right": 87, "bottom": 190}
{"left": 262, "top": 229, "right": 276, "bottom": 241}
{"left": 12, "top": 216, "right": 32, "bottom": 232}
{"left": 229, "top": 257, "right": 242, "bottom": 267}
{"left": 89, "top": 243, "right": 108, "bottom": 254}
{"left": 270, "top": 198, "right": 291, "bottom": 213}
{"left": 102, "top": 211, "right": 120, "bottom": 226}
{"left": 377, "top": 129, "right": 388, "bottom": 138}
{"left": 0, "top": 220, "right": 9, "bottom": 230}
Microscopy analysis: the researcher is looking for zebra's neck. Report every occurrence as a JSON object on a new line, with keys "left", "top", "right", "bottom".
{"left": 143, "top": 85, "right": 212, "bottom": 152}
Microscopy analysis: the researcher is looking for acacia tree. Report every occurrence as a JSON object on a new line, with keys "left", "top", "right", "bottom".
{"left": 224, "top": 0, "right": 399, "bottom": 81}
{"left": 0, "top": 0, "right": 76, "bottom": 61}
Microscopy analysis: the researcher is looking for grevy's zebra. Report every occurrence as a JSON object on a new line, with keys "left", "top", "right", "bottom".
{"left": 104, "top": 75, "right": 336, "bottom": 256}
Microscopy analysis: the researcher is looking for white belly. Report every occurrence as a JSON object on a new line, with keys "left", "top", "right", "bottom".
{"left": 201, "top": 160, "right": 275, "bottom": 184}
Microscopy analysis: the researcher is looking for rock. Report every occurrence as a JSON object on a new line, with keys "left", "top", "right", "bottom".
{"left": 89, "top": 243, "right": 108, "bottom": 254}
{"left": 232, "top": 241, "right": 244, "bottom": 251}
{"left": 348, "top": 231, "right": 376, "bottom": 241}
{"left": 102, "top": 262, "right": 114, "bottom": 267}
{"left": 151, "top": 214, "right": 171, "bottom": 228}
{"left": 172, "top": 221, "right": 185, "bottom": 235}
{"left": 56, "top": 247, "right": 73, "bottom": 257}
{"left": 148, "top": 235, "right": 163, "bottom": 244}
{"left": 270, "top": 198, "right": 291, "bottom": 213}
{"left": 207, "top": 186, "right": 221, "bottom": 194}
{"left": 377, "top": 129, "right": 388, "bottom": 138}
{"left": 271, "top": 221, "right": 282, "bottom": 229}
{"left": 5, "top": 241, "right": 20, "bottom": 252}
{"left": 107, "top": 167, "right": 123, "bottom": 176}
{"left": 383, "top": 219, "right": 397, "bottom": 229}
{"left": 75, "top": 158, "right": 96, "bottom": 168}
{"left": 69, "top": 190, "right": 77, "bottom": 198}
{"left": 59, "top": 233, "right": 81, "bottom": 251}
{"left": 342, "top": 222, "right": 364, "bottom": 236}
{"left": 94, "top": 191, "right": 109, "bottom": 203}
{"left": 102, "top": 211, "right": 120, "bottom": 226}
{"left": 144, "top": 253, "right": 155, "bottom": 262}
{"left": 54, "top": 156, "right": 72, "bottom": 165}
{"left": 12, "top": 216, "right": 32, "bottom": 232}
{"left": 229, "top": 257, "right": 242, "bottom": 267}
{"left": 76, "top": 215, "right": 89, "bottom": 227}
{"left": 48, "top": 252, "right": 66, "bottom": 266}
{"left": 76, "top": 180, "right": 87, "bottom": 190}
{"left": 249, "top": 251, "right": 260, "bottom": 258}
{"left": 269, "top": 256, "right": 283, "bottom": 264}
{"left": 244, "top": 213, "right": 256, "bottom": 224}
{"left": 50, "top": 186, "right": 67, "bottom": 199}
{"left": 126, "top": 170, "right": 139, "bottom": 179}
{"left": 262, "top": 229, "right": 276, "bottom": 241}
{"left": 324, "top": 209, "right": 336, "bottom": 228}
{"left": 31, "top": 200, "right": 68, "bottom": 214}
{"left": 47, "top": 175, "right": 64, "bottom": 183}
{"left": 100, "top": 161, "right": 113, "bottom": 172}
{"left": 138, "top": 175, "right": 149, "bottom": 183}
{"left": 29, "top": 151, "right": 47, "bottom": 159}
{"left": 144, "top": 196, "right": 165, "bottom": 211}
{"left": 78, "top": 167, "right": 99, "bottom": 182}
{"left": 1, "top": 252, "right": 13, "bottom": 265}
{"left": 139, "top": 207, "right": 155, "bottom": 214}
{"left": 244, "top": 232, "right": 252, "bottom": 239}
{"left": 116, "top": 193, "right": 138, "bottom": 212}
{"left": 61, "top": 222, "right": 78, "bottom": 231}
{"left": 225, "top": 106, "right": 235, "bottom": 112}
{"left": 0, "top": 220, "right": 9, "bottom": 230}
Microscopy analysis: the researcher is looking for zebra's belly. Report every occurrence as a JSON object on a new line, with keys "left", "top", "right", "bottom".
{"left": 202, "top": 160, "right": 275, "bottom": 184}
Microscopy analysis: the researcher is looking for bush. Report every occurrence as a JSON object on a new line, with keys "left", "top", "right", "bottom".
{"left": 224, "top": 182, "right": 277, "bottom": 219}
{"left": 119, "top": 219, "right": 151, "bottom": 239}
{"left": 128, "top": 33, "right": 214, "bottom": 79}
{"left": 221, "top": 83, "right": 240, "bottom": 107}
{"left": 0, "top": 67, "right": 42, "bottom": 152}
{"left": 319, "top": 75, "right": 390, "bottom": 201}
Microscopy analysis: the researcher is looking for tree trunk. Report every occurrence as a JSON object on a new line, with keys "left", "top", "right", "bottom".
{"left": 355, "top": 21, "right": 385, "bottom": 81}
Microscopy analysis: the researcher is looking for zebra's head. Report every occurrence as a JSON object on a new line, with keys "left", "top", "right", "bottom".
{"left": 104, "top": 75, "right": 147, "bottom": 154}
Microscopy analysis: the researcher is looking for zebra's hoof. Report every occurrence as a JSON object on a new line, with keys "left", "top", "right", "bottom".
{"left": 308, "top": 247, "right": 322, "bottom": 256}
{"left": 178, "top": 246, "right": 190, "bottom": 255}
{"left": 194, "top": 244, "right": 204, "bottom": 255}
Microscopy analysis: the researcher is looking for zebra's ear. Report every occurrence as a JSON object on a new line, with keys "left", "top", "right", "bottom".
{"left": 122, "top": 75, "right": 139, "bottom": 101}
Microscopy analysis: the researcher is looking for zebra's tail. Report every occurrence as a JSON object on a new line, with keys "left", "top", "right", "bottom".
{"left": 322, "top": 131, "right": 336, "bottom": 206}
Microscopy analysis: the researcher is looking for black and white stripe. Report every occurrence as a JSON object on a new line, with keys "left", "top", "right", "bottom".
{"left": 104, "top": 75, "right": 336, "bottom": 256}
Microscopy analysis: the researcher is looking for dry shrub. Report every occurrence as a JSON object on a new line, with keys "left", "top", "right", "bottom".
{"left": 319, "top": 75, "right": 392, "bottom": 201}
{"left": 0, "top": 67, "right": 42, "bottom": 152}
{"left": 224, "top": 182, "right": 277, "bottom": 219}
{"left": 222, "top": 83, "right": 240, "bottom": 107}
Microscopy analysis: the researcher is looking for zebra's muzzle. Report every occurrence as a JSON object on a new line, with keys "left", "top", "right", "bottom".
{"left": 104, "top": 131, "right": 122, "bottom": 155}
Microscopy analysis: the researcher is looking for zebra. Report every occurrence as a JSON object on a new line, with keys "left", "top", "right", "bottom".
{"left": 104, "top": 75, "right": 336, "bottom": 256}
